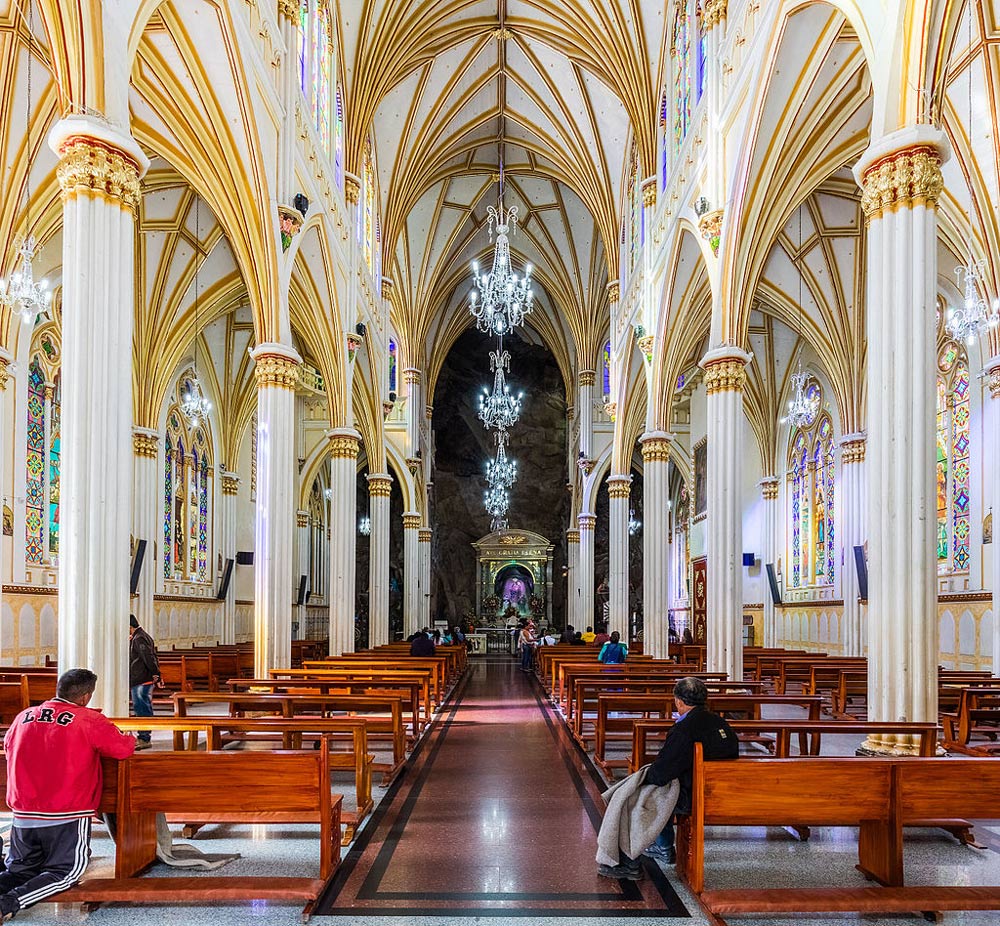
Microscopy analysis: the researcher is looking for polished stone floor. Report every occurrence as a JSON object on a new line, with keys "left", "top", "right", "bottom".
{"left": 8, "top": 657, "right": 1000, "bottom": 924}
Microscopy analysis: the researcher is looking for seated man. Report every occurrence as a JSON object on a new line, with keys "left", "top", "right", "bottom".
{"left": 598, "top": 676, "right": 737, "bottom": 880}
{"left": 410, "top": 631, "right": 435, "bottom": 657}
{"left": 1, "top": 668, "right": 136, "bottom": 920}
{"left": 580, "top": 626, "right": 596, "bottom": 644}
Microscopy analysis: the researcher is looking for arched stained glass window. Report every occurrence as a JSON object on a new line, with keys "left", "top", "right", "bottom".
{"left": 672, "top": 0, "right": 691, "bottom": 151}
{"left": 786, "top": 386, "right": 835, "bottom": 590}
{"left": 48, "top": 373, "right": 61, "bottom": 557}
{"left": 24, "top": 348, "right": 61, "bottom": 566}
{"left": 695, "top": 3, "right": 707, "bottom": 101}
{"left": 602, "top": 340, "right": 612, "bottom": 398}
{"left": 659, "top": 91, "right": 670, "bottom": 186}
{"left": 936, "top": 341, "right": 971, "bottom": 574}
{"left": 298, "top": 1, "right": 336, "bottom": 158}
{"left": 25, "top": 360, "right": 45, "bottom": 564}
{"left": 164, "top": 376, "right": 214, "bottom": 584}
{"left": 388, "top": 338, "right": 397, "bottom": 394}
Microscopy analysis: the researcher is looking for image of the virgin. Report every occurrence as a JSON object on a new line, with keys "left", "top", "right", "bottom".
{"left": 494, "top": 564, "right": 534, "bottom": 614}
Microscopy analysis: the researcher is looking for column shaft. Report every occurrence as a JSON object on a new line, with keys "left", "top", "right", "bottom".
{"left": 578, "top": 371, "right": 595, "bottom": 459}
{"left": 51, "top": 121, "right": 148, "bottom": 714}
{"left": 608, "top": 475, "right": 631, "bottom": 640}
{"left": 855, "top": 130, "right": 945, "bottom": 749}
{"left": 251, "top": 344, "right": 301, "bottom": 677}
{"left": 367, "top": 473, "right": 392, "bottom": 647}
{"left": 295, "top": 509, "right": 310, "bottom": 640}
{"left": 403, "top": 513, "right": 421, "bottom": 636}
{"left": 219, "top": 472, "right": 239, "bottom": 644}
{"left": 839, "top": 438, "right": 867, "bottom": 656}
{"left": 578, "top": 513, "right": 596, "bottom": 630}
{"left": 419, "top": 529, "right": 432, "bottom": 630}
{"left": 131, "top": 429, "right": 159, "bottom": 632}
{"left": 702, "top": 347, "right": 750, "bottom": 680}
{"left": 566, "top": 529, "right": 580, "bottom": 630}
{"left": 327, "top": 429, "right": 359, "bottom": 654}
{"left": 641, "top": 433, "right": 672, "bottom": 657}
{"left": 0, "top": 354, "right": 9, "bottom": 651}
{"left": 989, "top": 362, "right": 1000, "bottom": 674}
{"left": 760, "top": 477, "right": 779, "bottom": 648}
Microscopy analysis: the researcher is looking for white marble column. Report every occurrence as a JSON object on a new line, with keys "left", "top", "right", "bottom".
{"left": 327, "top": 429, "right": 360, "bottom": 654}
{"left": 838, "top": 435, "right": 867, "bottom": 656}
{"left": 42, "top": 383, "right": 54, "bottom": 561}
{"left": 578, "top": 513, "right": 596, "bottom": 630}
{"left": 219, "top": 471, "right": 239, "bottom": 644}
{"left": 759, "top": 477, "right": 779, "bottom": 647}
{"left": 640, "top": 433, "right": 673, "bottom": 657}
{"left": 701, "top": 346, "right": 751, "bottom": 680}
{"left": 0, "top": 352, "right": 9, "bottom": 646}
{"left": 985, "top": 359, "right": 1000, "bottom": 673}
{"left": 854, "top": 129, "right": 946, "bottom": 751}
{"left": 566, "top": 528, "right": 580, "bottom": 629}
{"left": 295, "top": 509, "right": 310, "bottom": 641}
{"left": 50, "top": 118, "right": 148, "bottom": 714}
{"left": 404, "top": 369, "right": 422, "bottom": 459}
{"left": 131, "top": 428, "right": 159, "bottom": 631}
{"left": 403, "top": 512, "right": 421, "bottom": 637}
{"left": 578, "top": 371, "right": 595, "bottom": 460}
{"left": 367, "top": 473, "right": 392, "bottom": 648}
{"left": 276, "top": 0, "right": 298, "bottom": 202}
{"left": 607, "top": 475, "right": 632, "bottom": 640}
{"left": 250, "top": 343, "right": 301, "bottom": 677}
{"left": 418, "top": 528, "right": 432, "bottom": 630}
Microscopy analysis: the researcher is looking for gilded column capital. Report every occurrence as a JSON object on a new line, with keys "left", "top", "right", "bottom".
{"left": 367, "top": 473, "right": 393, "bottom": 498}
{"left": 344, "top": 172, "right": 361, "bottom": 206}
{"left": 840, "top": 432, "right": 867, "bottom": 464}
{"left": 641, "top": 177, "right": 657, "bottom": 209}
{"left": 327, "top": 427, "right": 361, "bottom": 459}
{"left": 251, "top": 342, "right": 302, "bottom": 389}
{"left": 403, "top": 367, "right": 422, "bottom": 386}
{"left": 296, "top": 509, "right": 310, "bottom": 528}
{"left": 425, "top": 405, "right": 434, "bottom": 419}
{"left": 402, "top": 513, "right": 422, "bottom": 530}
{"left": 43, "top": 383, "right": 56, "bottom": 402}
{"left": 578, "top": 512, "right": 597, "bottom": 531}
{"left": 418, "top": 528, "right": 433, "bottom": 543}
{"left": 703, "top": 0, "right": 728, "bottom": 29}
{"left": 132, "top": 427, "right": 159, "bottom": 459}
{"left": 987, "top": 358, "right": 1000, "bottom": 399}
{"left": 760, "top": 476, "right": 779, "bottom": 501}
{"left": 607, "top": 475, "right": 632, "bottom": 500}
{"left": 0, "top": 354, "right": 10, "bottom": 390}
{"left": 578, "top": 370, "right": 596, "bottom": 388}
{"left": 277, "top": 0, "right": 298, "bottom": 21}
{"left": 221, "top": 471, "right": 240, "bottom": 495}
{"left": 55, "top": 136, "right": 144, "bottom": 211}
{"left": 855, "top": 129, "right": 947, "bottom": 223}
{"left": 606, "top": 281, "right": 620, "bottom": 304}
{"left": 700, "top": 345, "right": 751, "bottom": 395}
{"left": 566, "top": 529, "right": 580, "bottom": 544}
{"left": 640, "top": 430, "right": 673, "bottom": 463}
{"left": 381, "top": 276, "right": 394, "bottom": 300}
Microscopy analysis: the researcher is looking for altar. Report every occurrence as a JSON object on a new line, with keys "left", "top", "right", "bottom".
{"left": 472, "top": 529, "right": 554, "bottom": 626}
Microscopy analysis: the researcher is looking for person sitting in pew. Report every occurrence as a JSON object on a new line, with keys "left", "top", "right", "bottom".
{"left": 581, "top": 626, "right": 596, "bottom": 644}
{"left": 644, "top": 676, "right": 738, "bottom": 866}
{"left": 597, "top": 632, "right": 628, "bottom": 663}
{"left": 570, "top": 631, "right": 587, "bottom": 646}
{"left": 410, "top": 632, "right": 436, "bottom": 657}
{"left": 0, "top": 669, "right": 136, "bottom": 921}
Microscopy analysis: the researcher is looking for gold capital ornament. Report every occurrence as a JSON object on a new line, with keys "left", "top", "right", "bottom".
{"left": 760, "top": 478, "right": 779, "bottom": 501}
{"left": 841, "top": 439, "right": 867, "bottom": 465}
{"left": 0, "top": 357, "right": 9, "bottom": 391}
{"left": 578, "top": 370, "right": 596, "bottom": 388}
{"left": 403, "top": 514, "right": 422, "bottom": 530}
{"left": 989, "top": 365, "right": 1000, "bottom": 400}
{"left": 703, "top": 357, "right": 747, "bottom": 395}
{"left": 607, "top": 477, "right": 632, "bottom": 500}
{"left": 56, "top": 137, "right": 142, "bottom": 211}
{"left": 132, "top": 431, "right": 158, "bottom": 459}
{"left": 254, "top": 353, "right": 300, "bottom": 389}
{"left": 221, "top": 472, "right": 240, "bottom": 495}
{"left": 328, "top": 433, "right": 360, "bottom": 459}
{"left": 703, "top": 0, "right": 728, "bottom": 30}
{"left": 368, "top": 475, "right": 392, "bottom": 498}
{"left": 640, "top": 437, "right": 671, "bottom": 464}
{"left": 418, "top": 529, "right": 433, "bottom": 543}
{"left": 860, "top": 145, "right": 944, "bottom": 223}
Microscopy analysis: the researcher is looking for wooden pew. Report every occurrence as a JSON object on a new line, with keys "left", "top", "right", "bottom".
{"left": 0, "top": 668, "right": 57, "bottom": 706}
{"left": 303, "top": 656, "right": 449, "bottom": 703}
{"left": 942, "top": 687, "right": 1000, "bottom": 754}
{"left": 0, "top": 678, "right": 30, "bottom": 723}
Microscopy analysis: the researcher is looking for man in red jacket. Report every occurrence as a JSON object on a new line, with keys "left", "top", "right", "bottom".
{"left": 0, "top": 668, "right": 136, "bottom": 920}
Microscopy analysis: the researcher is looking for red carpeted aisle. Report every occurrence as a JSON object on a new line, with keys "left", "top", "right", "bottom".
{"left": 316, "top": 655, "right": 688, "bottom": 917}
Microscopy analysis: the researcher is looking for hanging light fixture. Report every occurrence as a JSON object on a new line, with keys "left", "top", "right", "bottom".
{"left": 628, "top": 509, "right": 641, "bottom": 536}
{"left": 946, "top": 8, "right": 1000, "bottom": 344}
{"left": 358, "top": 516, "right": 372, "bottom": 536}
{"left": 0, "top": 2, "right": 51, "bottom": 326}
{"left": 486, "top": 429, "right": 517, "bottom": 489}
{"left": 484, "top": 484, "right": 510, "bottom": 532}
{"left": 781, "top": 200, "right": 819, "bottom": 429}
{"left": 478, "top": 344, "right": 523, "bottom": 431}
{"left": 180, "top": 198, "right": 212, "bottom": 428}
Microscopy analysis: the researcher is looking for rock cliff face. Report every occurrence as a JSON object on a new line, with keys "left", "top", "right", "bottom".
{"left": 430, "top": 329, "right": 569, "bottom": 625}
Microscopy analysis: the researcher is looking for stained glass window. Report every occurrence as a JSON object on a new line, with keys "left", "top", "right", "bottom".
{"left": 298, "top": 1, "right": 308, "bottom": 94}
{"left": 316, "top": 4, "right": 331, "bottom": 151}
{"left": 49, "top": 374, "right": 61, "bottom": 558}
{"left": 298, "top": 1, "right": 336, "bottom": 157}
{"left": 388, "top": 339, "right": 397, "bottom": 394}
{"left": 334, "top": 88, "right": 344, "bottom": 188}
{"left": 660, "top": 92, "right": 669, "bottom": 186}
{"left": 787, "top": 403, "right": 835, "bottom": 589}
{"left": 672, "top": 0, "right": 691, "bottom": 152}
{"left": 363, "top": 140, "right": 377, "bottom": 274}
{"left": 25, "top": 360, "right": 45, "bottom": 564}
{"left": 695, "top": 4, "right": 707, "bottom": 101}
{"left": 164, "top": 431, "right": 173, "bottom": 577}
{"left": 936, "top": 342, "right": 971, "bottom": 574}
{"left": 602, "top": 340, "right": 612, "bottom": 398}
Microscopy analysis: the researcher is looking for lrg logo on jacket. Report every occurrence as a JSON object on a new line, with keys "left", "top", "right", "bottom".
{"left": 21, "top": 708, "right": 74, "bottom": 726}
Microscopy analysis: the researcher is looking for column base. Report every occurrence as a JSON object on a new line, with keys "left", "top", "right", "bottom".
{"left": 856, "top": 735, "right": 945, "bottom": 757}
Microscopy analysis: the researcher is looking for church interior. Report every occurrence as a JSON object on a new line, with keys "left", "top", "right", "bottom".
{"left": 1, "top": 0, "right": 1000, "bottom": 922}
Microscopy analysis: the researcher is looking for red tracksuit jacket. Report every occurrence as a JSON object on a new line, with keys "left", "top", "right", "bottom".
{"left": 3, "top": 698, "right": 136, "bottom": 823}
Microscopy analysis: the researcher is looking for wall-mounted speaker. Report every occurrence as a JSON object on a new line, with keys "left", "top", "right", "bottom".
{"left": 765, "top": 563, "right": 782, "bottom": 606}
{"left": 130, "top": 540, "right": 147, "bottom": 596}
{"left": 853, "top": 546, "right": 869, "bottom": 601}
{"left": 216, "top": 559, "right": 234, "bottom": 600}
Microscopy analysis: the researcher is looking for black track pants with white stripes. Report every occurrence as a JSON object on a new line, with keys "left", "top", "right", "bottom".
{"left": 0, "top": 818, "right": 91, "bottom": 910}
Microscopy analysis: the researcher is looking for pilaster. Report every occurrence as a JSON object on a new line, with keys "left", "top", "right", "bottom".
{"left": 418, "top": 528, "right": 432, "bottom": 630}
{"left": 367, "top": 473, "right": 393, "bottom": 647}
{"left": 327, "top": 428, "right": 360, "bottom": 654}
{"left": 578, "top": 370, "right": 595, "bottom": 461}
{"left": 0, "top": 351, "right": 9, "bottom": 646}
{"left": 759, "top": 476, "right": 779, "bottom": 647}
{"left": 131, "top": 427, "right": 159, "bottom": 632}
{"left": 987, "top": 357, "right": 1000, "bottom": 675}
{"left": 566, "top": 528, "right": 580, "bottom": 629}
{"left": 578, "top": 513, "right": 597, "bottom": 630}
{"left": 641, "top": 432, "right": 673, "bottom": 657}
{"left": 219, "top": 470, "right": 240, "bottom": 644}
{"left": 607, "top": 475, "right": 632, "bottom": 640}
{"left": 839, "top": 434, "right": 867, "bottom": 656}
{"left": 403, "top": 512, "right": 421, "bottom": 636}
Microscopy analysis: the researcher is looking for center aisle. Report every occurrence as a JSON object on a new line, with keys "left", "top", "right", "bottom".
{"left": 317, "top": 655, "right": 688, "bottom": 917}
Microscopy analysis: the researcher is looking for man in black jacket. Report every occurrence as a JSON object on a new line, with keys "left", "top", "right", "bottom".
{"left": 599, "top": 676, "right": 737, "bottom": 879}
{"left": 128, "top": 615, "right": 161, "bottom": 750}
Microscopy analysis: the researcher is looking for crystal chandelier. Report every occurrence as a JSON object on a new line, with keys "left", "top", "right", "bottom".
{"left": 358, "top": 516, "right": 371, "bottom": 536}
{"left": 181, "top": 199, "right": 212, "bottom": 428}
{"left": 468, "top": 201, "right": 533, "bottom": 336}
{"left": 486, "top": 431, "right": 517, "bottom": 489}
{"left": 781, "top": 368, "right": 819, "bottom": 429}
{"left": 478, "top": 346, "right": 523, "bottom": 431}
{"left": 946, "top": 258, "right": 999, "bottom": 345}
{"left": 1, "top": 237, "right": 51, "bottom": 325}
{"left": 628, "top": 509, "right": 641, "bottom": 536}
{"left": 484, "top": 484, "right": 510, "bottom": 532}
{"left": 1, "top": 3, "right": 50, "bottom": 327}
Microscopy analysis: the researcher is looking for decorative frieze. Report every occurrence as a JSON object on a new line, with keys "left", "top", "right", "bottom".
{"left": 859, "top": 144, "right": 944, "bottom": 222}
{"left": 56, "top": 137, "right": 143, "bottom": 211}
{"left": 367, "top": 474, "right": 392, "bottom": 498}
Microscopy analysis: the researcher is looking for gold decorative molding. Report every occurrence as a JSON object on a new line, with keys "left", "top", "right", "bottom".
{"left": 703, "top": 0, "right": 728, "bottom": 30}
{"left": 641, "top": 179, "right": 657, "bottom": 209}
{"left": 500, "top": 533, "right": 527, "bottom": 545}
{"left": 0, "top": 357, "right": 9, "bottom": 390}
{"left": 368, "top": 474, "right": 392, "bottom": 498}
{"left": 221, "top": 472, "right": 240, "bottom": 495}
{"left": 344, "top": 174, "right": 361, "bottom": 205}
{"left": 841, "top": 438, "right": 867, "bottom": 464}
{"left": 703, "top": 357, "right": 747, "bottom": 394}
{"left": 491, "top": 26, "right": 513, "bottom": 40}
{"left": 989, "top": 365, "right": 1000, "bottom": 399}
{"left": 578, "top": 513, "right": 597, "bottom": 531}
{"left": 132, "top": 431, "right": 158, "bottom": 458}
{"left": 606, "top": 281, "right": 620, "bottom": 304}
{"left": 425, "top": 405, "right": 434, "bottom": 419}
{"left": 403, "top": 367, "right": 422, "bottom": 386}
{"left": 253, "top": 352, "right": 300, "bottom": 388}
{"left": 607, "top": 477, "right": 632, "bottom": 500}
{"left": 578, "top": 370, "right": 596, "bottom": 388}
{"left": 328, "top": 432, "right": 360, "bottom": 459}
{"left": 698, "top": 209, "right": 724, "bottom": 256}
{"left": 418, "top": 529, "right": 433, "bottom": 543}
{"left": 381, "top": 277, "right": 394, "bottom": 300}
{"left": 637, "top": 334, "right": 655, "bottom": 361}
{"left": 56, "top": 137, "right": 142, "bottom": 211}
{"left": 760, "top": 477, "right": 779, "bottom": 501}
{"left": 277, "top": 0, "right": 298, "bottom": 21}
{"left": 2, "top": 584, "right": 58, "bottom": 595}
{"left": 640, "top": 436, "right": 672, "bottom": 463}
{"left": 603, "top": 400, "right": 617, "bottom": 421}
{"left": 296, "top": 511, "right": 309, "bottom": 528}
{"left": 403, "top": 514, "right": 421, "bottom": 530}
{"left": 860, "top": 145, "right": 944, "bottom": 222}
{"left": 566, "top": 529, "right": 580, "bottom": 544}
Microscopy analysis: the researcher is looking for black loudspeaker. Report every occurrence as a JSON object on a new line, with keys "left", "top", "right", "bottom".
{"left": 293, "top": 193, "right": 309, "bottom": 217}
{"left": 216, "top": 559, "right": 234, "bottom": 600}
{"left": 765, "top": 563, "right": 782, "bottom": 606}
{"left": 355, "top": 322, "right": 366, "bottom": 337}
{"left": 236, "top": 551, "right": 254, "bottom": 566}
{"left": 853, "top": 546, "right": 869, "bottom": 601}
{"left": 742, "top": 553, "right": 755, "bottom": 567}
{"left": 296, "top": 575, "right": 309, "bottom": 606}
{"left": 129, "top": 540, "right": 147, "bottom": 596}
